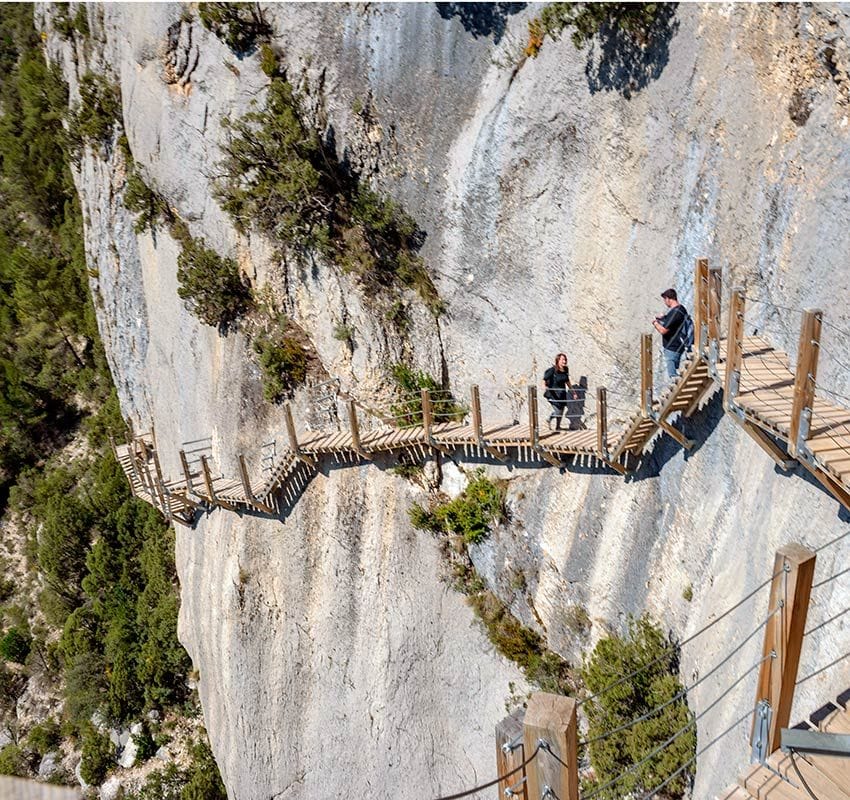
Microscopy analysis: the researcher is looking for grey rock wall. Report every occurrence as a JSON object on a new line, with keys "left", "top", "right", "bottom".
{"left": 43, "top": 2, "right": 850, "bottom": 798}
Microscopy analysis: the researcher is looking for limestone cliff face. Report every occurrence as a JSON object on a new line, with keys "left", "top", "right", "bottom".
{"left": 43, "top": 3, "right": 850, "bottom": 798}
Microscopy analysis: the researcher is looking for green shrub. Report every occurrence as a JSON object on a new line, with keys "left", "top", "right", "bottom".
{"left": 581, "top": 614, "right": 695, "bottom": 798}
{"left": 54, "top": 5, "right": 89, "bottom": 40}
{"left": 124, "top": 171, "right": 173, "bottom": 234}
{"left": 216, "top": 77, "right": 442, "bottom": 313}
{"left": 122, "top": 737, "right": 225, "bottom": 800}
{"left": 176, "top": 233, "right": 253, "bottom": 329}
{"left": 258, "top": 43, "right": 280, "bottom": 78}
{"left": 27, "top": 720, "right": 61, "bottom": 756}
{"left": 408, "top": 470, "right": 505, "bottom": 545}
{"left": 79, "top": 725, "right": 114, "bottom": 785}
{"left": 132, "top": 724, "right": 158, "bottom": 764}
{"left": 332, "top": 323, "right": 355, "bottom": 345}
{"left": 468, "top": 590, "right": 574, "bottom": 693}
{"left": 67, "top": 72, "right": 122, "bottom": 158}
{"left": 253, "top": 321, "right": 310, "bottom": 402}
{"left": 526, "top": 2, "right": 667, "bottom": 56}
{"left": 0, "top": 627, "right": 31, "bottom": 663}
{"left": 0, "top": 743, "right": 26, "bottom": 777}
{"left": 198, "top": 2, "right": 271, "bottom": 55}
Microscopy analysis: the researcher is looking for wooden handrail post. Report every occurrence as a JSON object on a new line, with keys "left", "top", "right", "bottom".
{"left": 469, "top": 385, "right": 506, "bottom": 461}
{"left": 470, "top": 384, "right": 483, "bottom": 439}
{"left": 788, "top": 309, "right": 822, "bottom": 459}
{"left": 523, "top": 692, "right": 579, "bottom": 800}
{"left": 528, "top": 386, "right": 560, "bottom": 466}
{"left": 496, "top": 709, "right": 528, "bottom": 799}
{"left": 347, "top": 400, "right": 370, "bottom": 459}
{"left": 596, "top": 387, "right": 608, "bottom": 456}
{"left": 421, "top": 388, "right": 433, "bottom": 441}
{"left": 200, "top": 455, "right": 216, "bottom": 502}
{"left": 528, "top": 385, "right": 540, "bottom": 448}
{"left": 694, "top": 257, "right": 710, "bottom": 354}
{"left": 179, "top": 450, "right": 194, "bottom": 494}
{"left": 707, "top": 267, "right": 722, "bottom": 375}
{"left": 724, "top": 287, "right": 746, "bottom": 414}
{"left": 285, "top": 402, "right": 316, "bottom": 467}
{"left": 640, "top": 333, "right": 653, "bottom": 418}
{"left": 751, "top": 543, "right": 816, "bottom": 756}
{"left": 238, "top": 454, "right": 274, "bottom": 514}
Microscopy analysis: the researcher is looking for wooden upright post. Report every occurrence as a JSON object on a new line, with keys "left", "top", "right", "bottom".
{"left": 529, "top": 386, "right": 560, "bottom": 466}
{"left": 200, "top": 455, "right": 235, "bottom": 511}
{"left": 724, "top": 287, "right": 746, "bottom": 412}
{"left": 788, "top": 309, "right": 822, "bottom": 459}
{"left": 496, "top": 709, "right": 528, "bottom": 799}
{"left": 694, "top": 257, "right": 710, "bottom": 354}
{"left": 124, "top": 435, "right": 142, "bottom": 488}
{"left": 421, "top": 388, "right": 433, "bottom": 441}
{"left": 708, "top": 268, "right": 722, "bottom": 350}
{"left": 470, "top": 385, "right": 506, "bottom": 461}
{"left": 528, "top": 385, "right": 540, "bottom": 448}
{"left": 285, "top": 402, "right": 316, "bottom": 466}
{"left": 179, "top": 450, "right": 194, "bottom": 494}
{"left": 470, "top": 384, "right": 483, "bottom": 439}
{"left": 640, "top": 333, "right": 653, "bottom": 418}
{"left": 347, "top": 400, "right": 370, "bottom": 459}
{"left": 523, "top": 692, "right": 579, "bottom": 800}
{"left": 596, "top": 387, "right": 608, "bottom": 456}
{"left": 751, "top": 543, "right": 816, "bottom": 755}
{"left": 238, "top": 454, "right": 275, "bottom": 514}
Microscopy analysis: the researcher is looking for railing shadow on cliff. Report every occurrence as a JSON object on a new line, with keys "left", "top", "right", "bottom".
{"left": 434, "top": 2, "right": 527, "bottom": 44}
{"left": 584, "top": 4, "right": 679, "bottom": 99}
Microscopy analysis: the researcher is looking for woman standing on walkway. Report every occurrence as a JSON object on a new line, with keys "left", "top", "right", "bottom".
{"left": 542, "top": 353, "right": 578, "bottom": 431}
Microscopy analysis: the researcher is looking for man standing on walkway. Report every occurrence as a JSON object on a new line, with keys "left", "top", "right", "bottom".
{"left": 652, "top": 288, "right": 689, "bottom": 378}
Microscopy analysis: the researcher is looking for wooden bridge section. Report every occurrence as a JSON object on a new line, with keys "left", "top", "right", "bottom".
{"left": 113, "top": 260, "right": 850, "bottom": 525}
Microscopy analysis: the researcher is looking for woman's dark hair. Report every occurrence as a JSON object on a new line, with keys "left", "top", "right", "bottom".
{"left": 554, "top": 353, "right": 568, "bottom": 369}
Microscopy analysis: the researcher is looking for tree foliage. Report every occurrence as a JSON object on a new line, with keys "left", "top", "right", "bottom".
{"left": 0, "top": 5, "right": 109, "bottom": 495}
{"left": 216, "top": 76, "right": 441, "bottom": 313}
{"left": 175, "top": 227, "right": 253, "bottom": 330}
{"left": 66, "top": 71, "right": 122, "bottom": 160}
{"left": 252, "top": 319, "right": 310, "bottom": 402}
{"left": 124, "top": 738, "right": 227, "bottom": 800}
{"left": 580, "top": 614, "right": 695, "bottom": 798}
{"left": 198, "top": 2, "right": 271, "bottom": 56}
{"left": 526, "top": 2, "right": 667, "bottom": 57}
{"left": 409, "top": 470, "right": 507, "bottom": 545}
{"left": 0, "top": 626, "right": 32, "bottom": 663}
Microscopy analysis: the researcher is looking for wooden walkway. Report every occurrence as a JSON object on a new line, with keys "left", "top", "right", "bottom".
{"left": 112, "top": 261, "right": 850, "bottom": 526}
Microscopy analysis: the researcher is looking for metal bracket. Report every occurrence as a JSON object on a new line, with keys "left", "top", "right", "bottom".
{"left": 752, "top": 699, "right": 773, "bottom": 764}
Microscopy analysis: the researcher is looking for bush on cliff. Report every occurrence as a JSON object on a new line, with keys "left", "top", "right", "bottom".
{"left": 408, "top": 469, "right": 506, "bottom": 545}
{"left": 175, "top": 227, "right": 253, "bottom": 331}
{"left": 199, "top": 2, "right": 271, "bottom": 56}
{"left": 580, "top": 614, "right": 695, "bottom": 798}
{"left": 216, "top": 76, "right": 442, "bottom": 314}
{"left": 526, "top": 2, "right": 667, "bottom": 57}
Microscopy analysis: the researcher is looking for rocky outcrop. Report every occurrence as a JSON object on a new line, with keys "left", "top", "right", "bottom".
{"left": 42, "top": 2, "right": 850, "bottom": 799}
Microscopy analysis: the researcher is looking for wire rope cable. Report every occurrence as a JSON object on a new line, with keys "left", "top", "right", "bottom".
{"left": 579, "top": 566, "right": 782, "bottom": 710}
{"left": 637, "top": 706, "right": 756, "bottom": 800}
{"left": 430, "top": 743, "right": 541, "bottom": 800}
{"left": 579, "top": 605, "right": 779, "bottom": 748}
{"left": 583, "top": 653, "right": 771, "bottom": 800}
{"left": 788, "top": 750, "right": 822, "bottom": 800}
